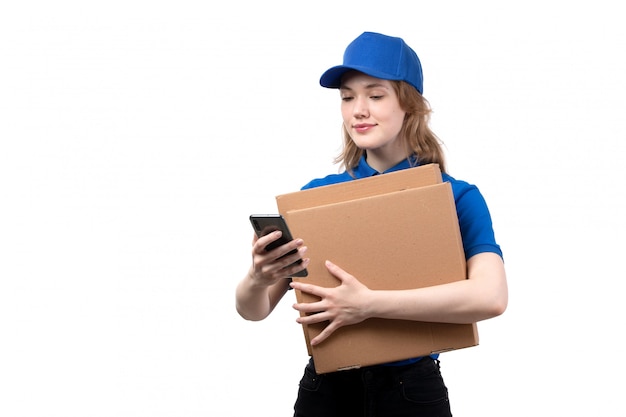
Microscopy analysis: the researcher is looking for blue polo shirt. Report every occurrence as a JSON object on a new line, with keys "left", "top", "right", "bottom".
{"left": 301, "top": 155, "right": 503, "bottom": 365}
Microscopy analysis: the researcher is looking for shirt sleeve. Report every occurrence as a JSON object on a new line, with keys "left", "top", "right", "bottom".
{"left": 452, "top": 182, "right": 503, "bottom": 260}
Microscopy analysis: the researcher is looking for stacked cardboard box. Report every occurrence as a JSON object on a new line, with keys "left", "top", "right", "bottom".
{"left": 276, "top": 164, "right": 478, "bottom": 374}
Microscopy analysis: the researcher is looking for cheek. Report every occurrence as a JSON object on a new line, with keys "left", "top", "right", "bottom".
{"left": 341, "top": 106, "right": 352, "bottom": 125}
{"left": 391, "top": 111, "right": 406, "bottom": 132}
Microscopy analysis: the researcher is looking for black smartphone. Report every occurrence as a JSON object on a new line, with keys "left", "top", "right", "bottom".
{"left": 249, "top": 214, "right": 308, "bottom": 277}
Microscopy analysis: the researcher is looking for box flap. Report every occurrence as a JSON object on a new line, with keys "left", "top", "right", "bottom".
{"left": 276, "top": 163, "right": 442, "bottom": 215}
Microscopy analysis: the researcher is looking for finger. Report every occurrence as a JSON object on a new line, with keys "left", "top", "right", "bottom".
{"left": 289, "top": 281, "right": 326, "bottom": 297}
{"left": 282, "top": 256, "right": 310, "bottom": 278}
{"left": 325, "top": 259, "right": 341, "bottom": 272}
{"left": 292, "top": 299, "right": 326, "bottom": 315}
{"left": 310, "top": 322, "right": 338, "bottom": 346}
{"left": 276, "top": 246, "right": 307, "bottom": 270}
{"left": 325, "top": 260, "right": 350, "bottom": 282}
{"left": 296, "top": 311, "right": 332, "bottom": 325}
{"left": 253, "top": 230, "right": 282, "bottom": 254}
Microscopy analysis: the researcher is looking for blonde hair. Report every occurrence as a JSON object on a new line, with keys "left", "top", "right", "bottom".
{"left": 334, "top": 80, "right": 447, "bottom": 175}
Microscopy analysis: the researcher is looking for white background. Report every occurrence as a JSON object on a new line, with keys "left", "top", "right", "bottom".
{"left": 1, "top": 1, "right": 625, "bottom": 416}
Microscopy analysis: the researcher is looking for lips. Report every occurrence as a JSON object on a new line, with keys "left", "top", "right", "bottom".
{"left": 353, "top": 123, "right": 376, "bottom": 133}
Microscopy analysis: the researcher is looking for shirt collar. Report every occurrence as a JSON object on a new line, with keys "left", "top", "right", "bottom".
{"left": 352, "top": 155, "right": 419, "bottom": 179}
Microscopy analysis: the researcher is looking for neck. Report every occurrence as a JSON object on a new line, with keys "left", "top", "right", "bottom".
{"left": 365, "top": 149, "right": 410, "bottom": 173}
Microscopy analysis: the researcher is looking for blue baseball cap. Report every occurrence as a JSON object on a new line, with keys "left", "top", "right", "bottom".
{"left": 320, "top": 32, "right": 424, "bottom": 94}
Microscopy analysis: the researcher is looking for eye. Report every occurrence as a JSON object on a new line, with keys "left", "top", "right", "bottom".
{"left": 370, "top": 95, "right": 383, "bottom": 100}
{"left": 341, "top": 96, "right": 354, "bottom": 102}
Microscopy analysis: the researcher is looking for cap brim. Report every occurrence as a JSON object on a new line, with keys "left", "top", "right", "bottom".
{"left": 319, "top": 66, "right": 352, "bottom": 88}
{"left": 320, "top": 65, "right": 403, "bottom": 89}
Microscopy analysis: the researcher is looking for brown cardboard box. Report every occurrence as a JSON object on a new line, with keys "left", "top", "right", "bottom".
{"left": 275, "top": 164, "right": 478, "bottom": 374}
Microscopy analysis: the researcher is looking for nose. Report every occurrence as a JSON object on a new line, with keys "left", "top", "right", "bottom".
{"left": 353, "top": 96, "right": 369, "bottom": 118}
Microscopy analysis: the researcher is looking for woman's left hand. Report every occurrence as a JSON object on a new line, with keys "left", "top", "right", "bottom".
{"left": 290, "top": 260, "right": 371, "bottom": 346}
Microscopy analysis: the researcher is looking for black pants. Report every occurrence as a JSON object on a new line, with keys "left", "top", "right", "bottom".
{"left": 293, "top": 357, "right": 452, "bottom": 417}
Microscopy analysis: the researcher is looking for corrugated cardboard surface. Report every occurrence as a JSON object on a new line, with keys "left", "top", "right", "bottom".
{"left": 275, "top": 164, "right": 478, "bottom": 374}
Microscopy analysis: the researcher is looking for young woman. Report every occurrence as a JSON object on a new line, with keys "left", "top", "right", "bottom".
{"left": 236, "top": 31, "right": 508, "bottom": 417}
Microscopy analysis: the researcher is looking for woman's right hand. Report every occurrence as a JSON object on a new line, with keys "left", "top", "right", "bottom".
{"left": 249, "top": 231, "right": 309, "bottom": 285}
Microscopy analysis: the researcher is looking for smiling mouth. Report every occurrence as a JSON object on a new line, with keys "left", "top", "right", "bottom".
{"left": 354, "top": 124, "right": 375, "bottom": 132}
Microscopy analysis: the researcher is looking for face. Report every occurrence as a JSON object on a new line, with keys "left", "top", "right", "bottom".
{"left": 339, "top": 71, "right": 407, "bottom": 168}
